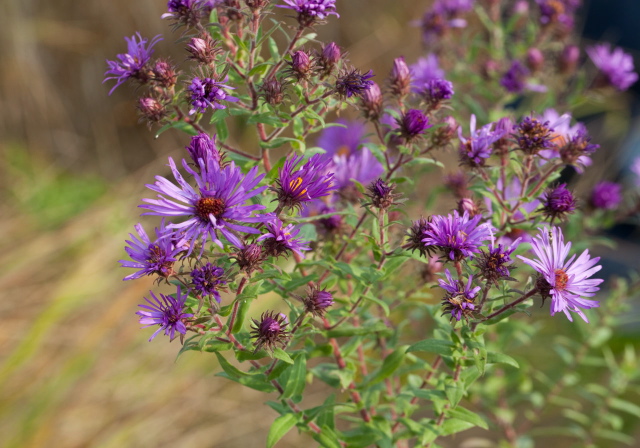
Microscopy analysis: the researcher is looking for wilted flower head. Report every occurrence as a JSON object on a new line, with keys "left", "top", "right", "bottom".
{"left": 186, "top": 132, "right": 221, "bottom": 165}
{"left": 458, "top": 115, "right": 505, "bottom": 167}
{"left": 515, "top": 116, "right": 555, "bottom": 154}
{"left": 151, "top": 59, "right": 178, "bottom": 88}
{"left": 389, "top": 57, "right": 412, "bottom": 97}
{"left": 542, "top": 183, "right": 577, "bottom": 221}
{"left": 439, "top": 269, "right": 479, "bottom": 322}
{"left": 138, "top": 97, "right": 168, "bottom": 124}
{"left": 476, "top": 234, "right": 520, "bottom": 285}
{"left": 365, "top": 178, "right": 402, "bottom": 210}
{"left": 590, "top": 181, "right": 622, "bottom": 210}
{"left": 141, "top": 156, "right": 270, "bottom": 252}
{"left": 587, "top": 44, "right": 638, "bottom": 91}
{"left": 275, "top": 154, "right": 335, "bottom": 210}
{"left": 137, "top": 286, "right": 194, "bottom": 341}
{"left": 187, "top": 76, "right": 239, "bottom": 115}
{"left": 120, "top": 220, "right": 182, "bottom": 280}
{"left": 191, "top": 263, "right": 227, "bottom": 303}
{"left": 300, "top": 286, "right": 334, "bottom": 317}
{"left": 518, "top": 226, "right": 602, "bottom": 323}
{"left": 259, "top": 78, "right": 286, "bottom": 105}
{"left": 251, "top": 311, "right": 290, "bottom": 353}
{"left": 457, "top": 197, "right": 482, "bottom": 217}
{"left": 423, "top": 210, "right": 494, "bottom": 261}
{"left": 257, "top": 218, "right": 311, "bottom": 258}
{"left": 104, "top": 33, "right": 162, "bottom": 94}
{"left": 278, "top": 0, "right": 339, "bottom": 26}
{"left": 404, "top": 217, "right": 433, "bottom": 257}
{"left": 336, "top": 68, "right": 375, "bottom": 98}
{"left": 398, "top": 109, "right": 432, "bottom": 140}
{"left": 234, "top": 243, "right": 264, "bottom": 274}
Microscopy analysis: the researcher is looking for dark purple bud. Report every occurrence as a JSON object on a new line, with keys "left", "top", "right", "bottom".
{"left": 152, "top": 59, "right": 178, "bottom": 88}
{"left": 322, "top": 42, "right": 341, "bottom": 65}
{"left": 360, "top": 81, "right": 383, "bottom": 121}
{"left": 590, "top": 181, "right": 622, "bottom": 210}
{"left": 366, "top": 178, "right": 401, "bottom": 210}
{"left": 421, "top": 78, "right": 454, "bottom": 110}
{"left": 301, "top": 286, "right": 334, "bottom": 317}
{"left": 500, "top": 61, "right": 529, "bottom": 93}
{"left": 289, "top": 50, "right": 312, "bottom": 79}
{"left": 404, "top": 217, "right": 434, "bottom": 257}
{"left": 559, "top": 45, "right": 580, "bottom": 75}
{"left": 186, "top": 132, "right": 221, "bottom": 164}
{"left": 235, "top": 244, "right": 264, "bottom": 274}
{"left": 336, "top": 68, "right": 375, "bottom": 98}
{"left": 389, "top": 56, "right": 412, "bottom": 97}
{"left": 259, "top": 78, "right": 286, "bottom": 105}
{"left": 398, "top": 109, "right": 431, "bottom": 140}
{"left": 250, "top": 311, "right": 290, "bottom": 353}
{"left": 431, "top": 115, "right": 458, "bottom": 147}
{"left": 137, "top": 97, "right": 167, "bottom": 124}
{"left": 186, "top": 35, "right": 220, "bottom": 65}
{"left": 526, "top": 48, "right": 545, "bottom": 73}
{"left": 542, "top": 183, "right": 577, "bottom": 221}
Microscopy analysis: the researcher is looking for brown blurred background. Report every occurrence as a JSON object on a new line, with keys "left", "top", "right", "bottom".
{"left": 0, "top": 1, "right": 433, "bottom": 447}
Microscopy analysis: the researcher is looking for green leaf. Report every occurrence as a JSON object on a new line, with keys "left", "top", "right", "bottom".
{"left": 407, "top": 339, "right": 455, "bottom": 356}
{"left": 273, "top": 348, "right": 294, "bottom": 365}
{"left": 249, "top": 62, "right": 273, "bottom": 77}
{"left": 445, "top": 383, "right": 464, "bottom": 407}
{"left": 231, "top": 299, "right": 252, "bottom": 333}
{"left": 154, "top": 120, "right": 198, "bottom": 138}
{"left": 214, "top": 352, "right": 253, "bottom": 378}
{"left": 446, "top": 407, "right": 488, "bottom": 430}
{"left": 267, "top": 413, "right": 299, "bottom": 448}
{"left": 486, "top": 351, "right": 519, "bottom": 369}
{"left": 364, "top": 346, "right": 408, "bottom": 386}
{"left": 248, "top": 113, "right": 287, "bottom": 127}
{"left": 441, "top": 418, "right": 475, "bottom": 436}
{"left": 608, "top": 398, "right": 640, "bottom": 419}
{"left": 326, "top": 322, "right": 391, "bottom": 338}
{"left": 594, "top": 429, "right": 635, "bottom": 446}
{"left": 216, "top": 371, "right": 276, "bottom": 393}
{"left": 311, "top": 426, "right": 341, "bottom": 448}
{"left": 215, "top": 119, "right": 229, "bottom": 142}
{"left": 282, "top": 354, "right": 306, "bottom": 401}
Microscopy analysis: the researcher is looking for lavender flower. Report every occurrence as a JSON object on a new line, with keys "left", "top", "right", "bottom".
{"left": 275, "top": 154, "right": 335, "bottom": 210}
{"left": 191, "top": 263, "right": 227, "bottom": 303}
{"left": 104, "top": 33, "right": 162, "bottom": 94}
{"left": 187, "top": 77, "right": 239, "bottom": 115}
{"left": 438, "top": 269, "right": 480, "bottom": 321}
{"left": 587, "top": 44, "right": 638, "bottom": 91}
{"left": 301, "top": 200, "right": 343, "bottom": 234}
{"left": 420, "top": 0, "right": 473, "bottom": 44}
{"left": 398, "top": 109, "right": 432, "bottom": 140}
{"left": 317, "top": 119, "right": 368, "bottom": 158}
{"left": 137, "top": 287, "right": 194, "bottom": 341}
{"left": 336, "top": 68, "right": 375, "bottom": 98}
{"left": 329, "top": 148, "right": 385, "bottom": 202}
{"left": 141, "top": 156, "right": 270, "bottom": 251}
{"left": 542, "top": 183, "right": 577, "bottom": 221}
{"left": 257, "top": 218, "right": 311, "bottom": 258}
{"left": 186, "top": 132, "right": 221, "bottom": 165}
{"left": 518, "top": 227, "right": 602, "bottom": 323}
{"left": 458, "top": 115, "right": 505, "bottom": 167}
{"left": 422, "top": 210, "right": 494, "bottom": 261}
{"left": 421, "top": 78, "right": 454, "bottom": 106}
{"left": 278, "top": 0, "right": 339, "bottom": 26}
{"left": 120, "top": 220, "right": 183, "bottom": 280}
{"left": 410, "top": 54, "right": 445, "bottom": 91}
{"left": 476, "top": 234, "right": 521, "bottom": 285}
{"left": 590, "top": 181, "right": 622, "bottom": 210}
{"left": 250, "top": 311, "right": 290, "bottom": 353}
{"left": 536, "top": 0, "right": 578, "bottom": 29}
{"left": 500, "top": 61, "right": 528, "bottom": 93}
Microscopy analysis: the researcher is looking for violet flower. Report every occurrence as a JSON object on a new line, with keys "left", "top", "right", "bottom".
{"left": 458, "top": 115, "right": 505, "bottom": 167}
{"left": 191, "top": 263, "right": 227, "bottom": 303}
{"left": 275, "top": 154, "right": 335, "bottom": 210}
{"left": 438, "top": 269, "right": 480, "bottom": 321}
{"left": 590, "top": 181, "right": 622, "bottom": 210}
{"left": 187, "top": 77, "right": 239, "bottom": 115}
{"left": 104, "top": 33, "right": 162, "bottom": 94}
{"left": 422, "top": 210, "right": 494, "bottom": 261}
{"left": 137, "top": 287, "right": 194, "bottom": 341}
{"left": 257, "top": 218, "right": 311, "bottom": 258}
{"left": 587, "top": 44, "right": 638, "bottom": 91}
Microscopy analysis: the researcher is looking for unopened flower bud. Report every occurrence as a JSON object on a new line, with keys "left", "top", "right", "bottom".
{"left": 404, "top": 217, "right": 434, "bottom": 257}
{"left": 250, "top": 311, "right": 290, "bottom": 353}
{"left": 457, "top": 197, "right": 481, "bottom": 217}
{"left": 245, "top": 0, "right": 269, "bottom": 10}
{"left": 235, "top": 244, "right": 264, "bottom": 275}
{"left": 288, "top": 50, "right": 312, "bottom": 80}
{"left": 542, "top": 183, "right": 576, "bottom": 221}
{"left": 559, "top": 45, "right": 580, "bottom": 75}
{"left": 360, "top": 81, "right": 383, "bottom": 121}
{"left": 590, "top": 181, "right": 622, "bottom": 210}
{"left": 398, "top": 109, "right": 431, "bottom": 140}
{"left": 421, "top": 78, "right": 454, "bottom": 110}
{"left": 389, "top": 56, "right": 412, "bottom": 97}
{"left": 431, "top": 115, "right": 458, "bottom": 147}
{"left": 186, "top": 35, "right": 220, "bottom": 65}
{"left": 526, "top": 48, "right": 544, "bottom": 73}
{"left": 137, "top": 97, "right": 167, "bottom": 124}
{"left": 300, "top": 286, "right": 334, "bottom": 317}
{"left": 152, "top": 59, "right": 178, "bottom": 88}
{"left": 366, "top": 178, "right": 402, "bottom": 210}
{"left": 259, "top": 78, "right": 286, "bottom": 105}
{"left": 186, "top": 132, "right": 221, "bottom": 165}
{"left": 318, "top": 42, "right": 341, "bottom": 76}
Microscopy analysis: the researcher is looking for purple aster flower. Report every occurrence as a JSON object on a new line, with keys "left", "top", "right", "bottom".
{"left": 137, "top": 286, "right": 194, "bottom": 341}
{"left": 398, "top": 109, "right": 432, "bottom": 140}
{"left": 476, "top": 233, "right": 521, "bottom": 284}
{"left": 438, "top": 269, "right": 480, "bottom": 321}
{"left": 590, "top": 181, "right": 622, "bottom": 210}
{"left": 336, "top": 68, "right": 375, "bottom": 98}
{"left": 421, "top": 78, "right": 454, "bottom": 107}
{"left": 514, "top": 116, "right": 555, "bottom": 155}
{"left": 389, "top": 56, "right": 412, "bottom": 97}
{"left": 317, "top": 119, "right": 368, "bottom": 158}
{"left": 104, "top": 33, "right": 162, "bottom": 95}
{"left": 278, "top": 0, "right": 339, "bottom": 26}
{"left": 587, "top": 44, "right": 638, "bottom": 91}
{"left": 420, "top": 0, "right": 472, "bottom": 44}
{"left": 410, "top": 54, "right": 445, "bottom": 91}
{"left": 257, "top": 218, "right": 311, "bottom": 258}
{"left": 250, "top": 311, "right": 290, "bottom": 353}
{"left": 162, "top": 0, "right": 208, "bottom": 27}
{"left": 423, "top": 210, "right": 494, "bottom": 261}
{"left": 518, "top": 226, "right": 602, "bottom": 323}
{"left": 187, "top": 76, "right": 239, "bottom": 115}
{"left": 542, "top": 183, "right": 577, "bottom": 221}
{"left": 120, "top": 220, "right": 183, "bottom": 281}
{"left": 191, "top": 263, "right": 227, "bottom": 303}
{"left": 275, "top": 154, "right": 335, "bottom": 210}
{"left": 186, "top": 132, "right": 221, "bottom": 165}
{"left": 141, "top": 156, "right": 270, "bottom": 252}
{"left": 458, "top": 115, "right": 506, "bottom": 167}
{"left": 631, "top": 157, "right": 640, "bottom": 186}
{"left": 329, "top": 148, "right": 385, "bottom": 202}
{"left": 300, "top": 286, "right": 334, "bottom": 317}
{"left": 500, "top": 61, "right": 528, "bottom": 93}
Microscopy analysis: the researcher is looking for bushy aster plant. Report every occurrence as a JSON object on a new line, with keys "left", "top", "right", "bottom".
{"left": 109, "top": 1, "right": 640, "bottom": 446}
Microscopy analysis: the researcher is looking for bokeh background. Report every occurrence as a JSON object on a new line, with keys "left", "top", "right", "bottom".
{"left": 1, "top": 0, "right": 640, "bottom": 447}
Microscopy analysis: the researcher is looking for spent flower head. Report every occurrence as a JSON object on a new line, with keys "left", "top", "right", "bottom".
{"left": 257, "top": 218, "right": 311, "bottom": 258}
{"left": 300, "top": 286, "right": 334, "bottom": 317}
{"left": 251, "top": 311, "right": 290, "bottom": 353}
{"left": 104, "top": 33, "right": 162, "bottom": 94}
{"left": 191, "top": 263, "right": 228, "bottom": 303}
{"left": 438, "top": 269, "right": 480, "bottom": 322}
{"left": 336, "top": 68, "right": 375, "bottom": 98}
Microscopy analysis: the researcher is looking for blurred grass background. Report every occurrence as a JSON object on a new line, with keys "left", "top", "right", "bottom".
{"left": 0, "top": 1, "right": 433, "bottom": 447}
{"left": 3, "top": 0, "right": 640, "bottom": 446}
